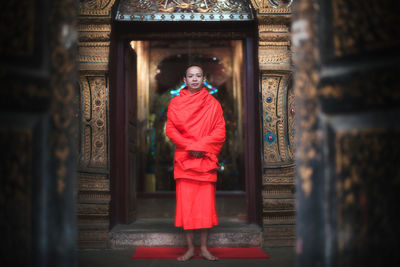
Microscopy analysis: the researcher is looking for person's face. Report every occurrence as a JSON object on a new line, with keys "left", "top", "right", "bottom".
{"left": 184, "top": 66, "right": 206, "bottom": 91}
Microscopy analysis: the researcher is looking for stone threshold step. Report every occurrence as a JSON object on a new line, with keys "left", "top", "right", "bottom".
{"left": 109, "top": 217, "right": 262, "bottom": 249}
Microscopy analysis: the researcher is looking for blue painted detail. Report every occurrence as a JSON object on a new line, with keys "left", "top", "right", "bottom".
{"left": 265, "top": 133, "right": 276, "bottom": 144}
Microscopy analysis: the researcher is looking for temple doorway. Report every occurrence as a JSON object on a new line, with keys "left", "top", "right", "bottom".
{"left": 109, "top": 20, "right": 262, "bottom": 232}
{"left": 130, "top": 39, "right": 247, "bottom": 220}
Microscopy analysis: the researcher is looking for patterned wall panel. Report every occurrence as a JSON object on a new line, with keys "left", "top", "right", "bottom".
{"left": 255, "top": 0, "right": 296, "bottom": 246}
{"left": 78, "top": 0, "right": 114, "bottom": 249}
{"left": 260, "top": 71, "right": 295, "bottom": 246}
{"left": 79, "top": 41, "right": 110, "bottom": 71}
{"left": 79, "top": 75, "right": 108, "bottom": 170}
{"left": 116, "top": 0, "right": 254, "bottom": 21}
{"left": 261, "top": 72, "right": 294, "bottom": 164}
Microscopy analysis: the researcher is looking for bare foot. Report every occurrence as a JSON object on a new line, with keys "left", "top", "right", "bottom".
{"left": 177, "top": 247, "right": 195, "bottom": 261}
{"left": 199, "top": 247, "right": 218, "bottom": 261}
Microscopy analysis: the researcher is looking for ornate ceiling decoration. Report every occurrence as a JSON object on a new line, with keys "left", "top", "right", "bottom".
{"left": 116, "top": 0, "right": 254, "bottom": 21}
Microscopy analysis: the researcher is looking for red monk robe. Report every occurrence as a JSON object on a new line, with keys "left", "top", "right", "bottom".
{"left": 166, "top": 87, "right": 225, "bottom": 230}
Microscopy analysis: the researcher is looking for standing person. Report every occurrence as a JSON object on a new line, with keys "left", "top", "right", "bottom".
{"left": 166, "top": 65, "right": 226, "bottom": 261}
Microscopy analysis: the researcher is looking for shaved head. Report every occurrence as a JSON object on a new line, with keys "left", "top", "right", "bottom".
{"left": 185, "top": 65, "right": 203, "bottom": 77}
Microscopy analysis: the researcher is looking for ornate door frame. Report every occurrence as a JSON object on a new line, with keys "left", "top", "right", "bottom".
{"left": 77, "top": 0, "right": 296, "bottom": 248}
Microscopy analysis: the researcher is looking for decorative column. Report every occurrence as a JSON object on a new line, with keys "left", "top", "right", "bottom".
{"left": 77, "top": 0, "right": 115, "bottom": 249}
{"left": 251, "top": 0, "right": 296, "bottom": 246}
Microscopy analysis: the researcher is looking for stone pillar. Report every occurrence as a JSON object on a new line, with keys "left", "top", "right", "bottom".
{"left": 251, "top": 0, "right": 296, "bottom": 246}
{"left": 77, "top": 0, "right": 115, "bottom": 249}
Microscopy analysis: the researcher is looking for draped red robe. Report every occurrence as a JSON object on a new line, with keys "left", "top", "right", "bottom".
{"left": 166, "top": 87, "right": 225, "bottom": 229}
{"left": 166, "top": 87, "right": 226, "bottom": 182}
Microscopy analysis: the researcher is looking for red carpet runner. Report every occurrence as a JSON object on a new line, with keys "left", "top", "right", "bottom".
{"left": 132, "top": 247, "right": 270, "bottom": 259}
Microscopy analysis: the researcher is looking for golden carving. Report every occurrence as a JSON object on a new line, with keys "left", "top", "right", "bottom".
{"left": 259, "top": 24, "right": 289, "bottom": 32}
{"left": 264, "top": 176, "right": 293, "bottom": 184}
{"left": 259, "top": 51, "right": 290, "bottom": 62}
{"left": 78, "top": 25, "right": 111, "bottom": 42}
{"left": 79, "top": 0, "right": 116, "bottom": 16}
{"left": 117, "top": 0, "right": 254, "bottom": 21}
{"left": 78, "top": 24, "right": 112, "bottom": 32}
{"left": 258, "top": 46, "right": 291, "bottom": 70}
{"left": 79, "top": 75, "right": 108, "bottom": 169}
{"left": 261, "top": 73, "right": 293, "bottom": 164}
{"left": 78, "top": 41, "right": 110, "bottom": 70}
{"left": 251, "top": 0, "right": 293, "bottom": 14}
{"left": 259, "top": 41, "right": 290, "bottom": 46}
{"left": 263, "top": 186, "right": 294, "bottom": 195}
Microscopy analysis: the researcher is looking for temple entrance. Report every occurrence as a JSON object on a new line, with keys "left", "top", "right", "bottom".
{"left": 108, "top": 12, "right": 262, "bottom": 246}
{"left": 130, "top": 40, "right": 247, "bottom": 220}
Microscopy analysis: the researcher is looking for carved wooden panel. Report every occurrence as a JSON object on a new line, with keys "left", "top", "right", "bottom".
{"left": 261, "top": 72, "right": 294, "bottom": 164}
{"left": 79, "top": 75, "right": 108, "bottom": 170}
{"left": 78, "top": 172, "right": 110, "bottom": 248}
{"left": 256, "top": 1, "right": 295, "bottom": 247}
{"left": 116, "top": 0, "right": 254, "bottom": 21}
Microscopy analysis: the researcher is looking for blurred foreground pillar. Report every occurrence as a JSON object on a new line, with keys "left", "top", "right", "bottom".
{"left": 293, "top": 0, "right": 400, "bottom": 266}
{"left": 0, "top": 1, "right": 78, "bottom": 266}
